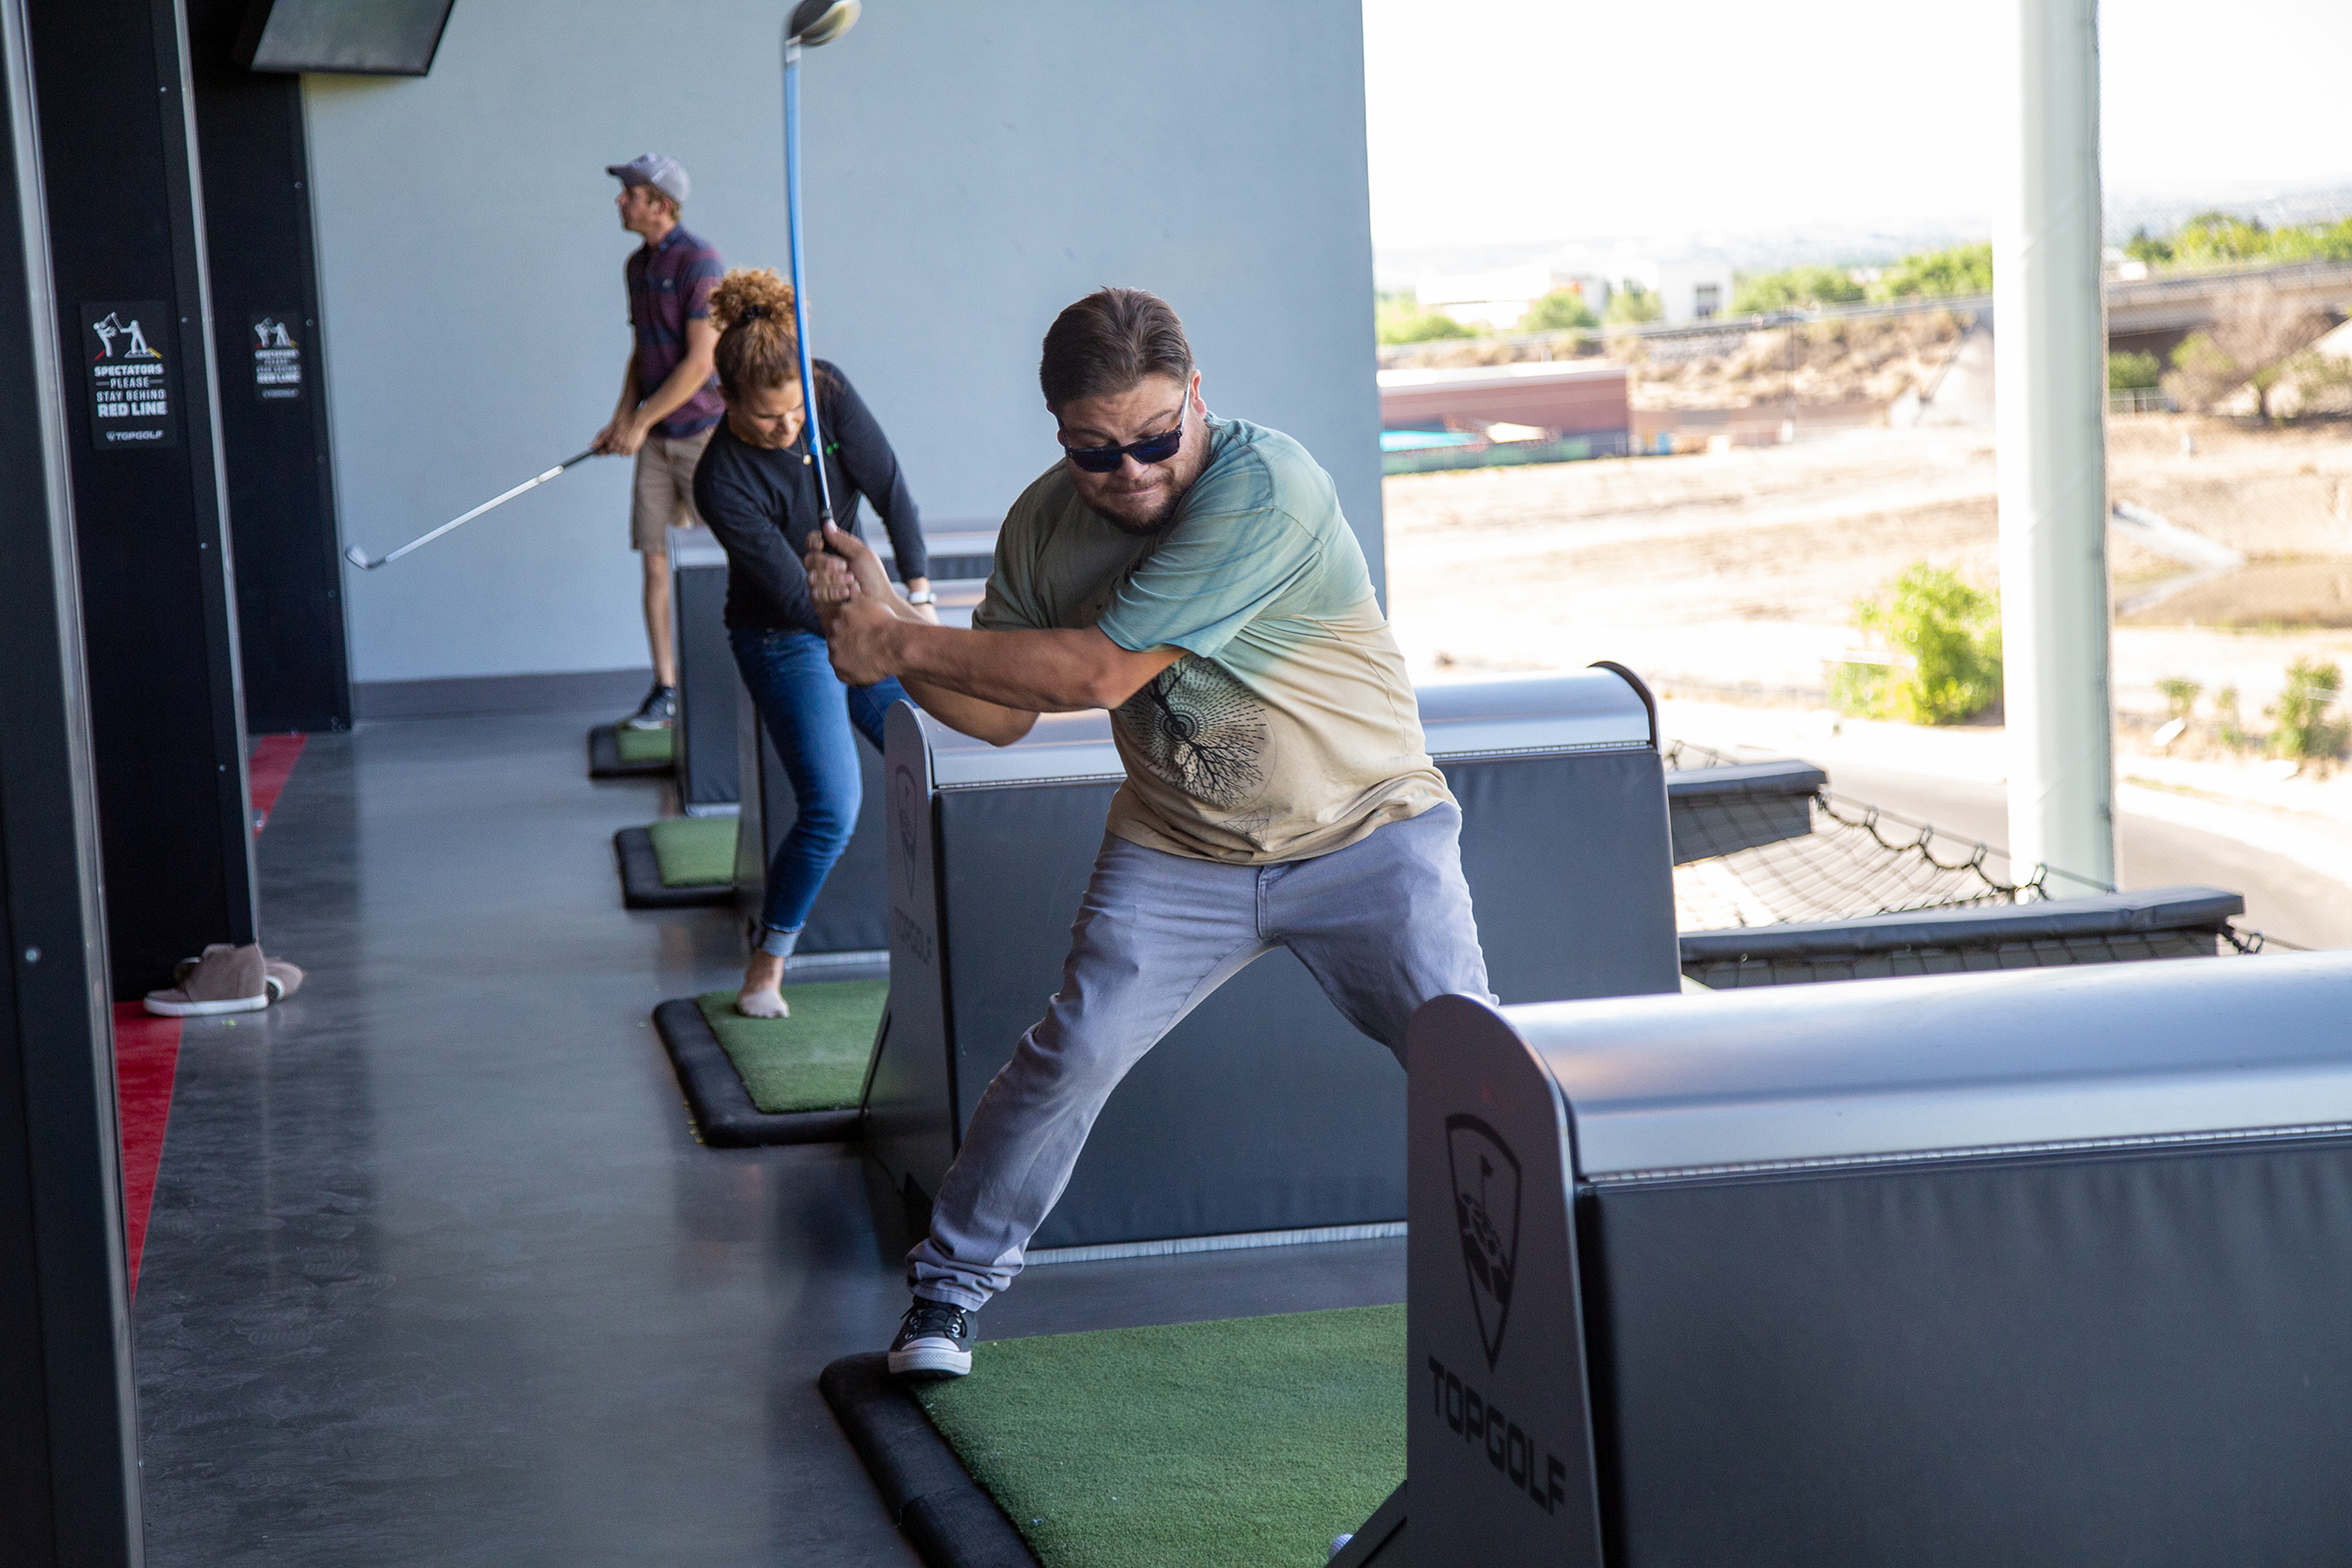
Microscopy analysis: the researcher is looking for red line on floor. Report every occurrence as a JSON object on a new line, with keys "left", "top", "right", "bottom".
{"left": 119, "top": 732, "right": 303, "bottom": 1293}
{"left": 248, "top": 731, "right": 307, "bottom": 832}
{"left": 114, "top": 1001, "right": 180, "bottom": 1297}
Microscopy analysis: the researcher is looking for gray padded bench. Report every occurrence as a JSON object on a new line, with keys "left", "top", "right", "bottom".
{"left": 1399, "top": 951, "right": 2352, "bottom": 1565}
{"left": 864, "top": 666, "right": 1681, "bottom": 1253}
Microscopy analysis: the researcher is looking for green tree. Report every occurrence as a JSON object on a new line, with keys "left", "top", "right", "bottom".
{"left": 1519, "top": 288, "right": 1597, "bottom": 332}
{"left": 2108, "top": 350, "right": 2162, "bottom": 391}
{"left": 2125, "top": 227, "right": 2174, "bottom": 266}
{"left": 1605, "top": 281, "right": 1662, "bottom": 325}
{"left": 1868, "top": 242, "right": 1994, "bottom": 302}
{"left": 1730, "top": 264, "right": 1864, "bottom": 315}
{"left": 1831, "top": 562, "right": 2003, "bottom": 725}
{"left": 1375, "top": 290, "right": 1475, "bottom": 346}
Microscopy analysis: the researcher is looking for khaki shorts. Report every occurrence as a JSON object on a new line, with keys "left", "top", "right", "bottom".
{"left": 630, "top": 424, "right": 715, "bottom": 553}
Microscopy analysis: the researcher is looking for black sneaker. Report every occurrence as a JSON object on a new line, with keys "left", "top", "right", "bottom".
{"left": 888, "top": 1298, "right": 974, "bottom": 1379}
{"left": 623, "top": 683, "right": 677, "bottom": 730}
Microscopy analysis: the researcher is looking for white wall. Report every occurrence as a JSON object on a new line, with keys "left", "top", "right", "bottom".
{"left": 307, "top": 0, "right": 1384, "bottom": 684}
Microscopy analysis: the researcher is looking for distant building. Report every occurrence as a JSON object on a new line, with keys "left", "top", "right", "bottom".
{"left": 1639, "top": 259, "right": 1735, "bottom": 324}
{"left": 1377, "top": 359, "right": 1631, "bottom": 444}
{"left": 1415, "top": 265, "right": 1614, "bottom": 331}
{"left": 1413, "top": 254, "right": 1731, "bottom": 330}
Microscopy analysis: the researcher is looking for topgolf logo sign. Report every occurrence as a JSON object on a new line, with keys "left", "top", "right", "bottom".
{"left": 1447, "top": 1113, "right": 1523, "bottom": 1371}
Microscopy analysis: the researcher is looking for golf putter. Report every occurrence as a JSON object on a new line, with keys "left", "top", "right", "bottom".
{"left": 343, "top": 449, "right": 597, "bottom": 569}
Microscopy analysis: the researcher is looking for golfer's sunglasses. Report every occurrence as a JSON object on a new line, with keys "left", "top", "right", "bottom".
{"left": 1058, "top": 398, "right": 1189, "bottom": 473}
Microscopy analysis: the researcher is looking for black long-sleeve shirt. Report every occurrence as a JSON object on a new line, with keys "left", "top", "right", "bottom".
{"left": 690, "top": 360, "right": 927, "bottom": 634}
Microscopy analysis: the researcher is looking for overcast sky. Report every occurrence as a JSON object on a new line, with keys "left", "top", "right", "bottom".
{"left": 1362, "top": 0, "right": 2352, "bottom": 262}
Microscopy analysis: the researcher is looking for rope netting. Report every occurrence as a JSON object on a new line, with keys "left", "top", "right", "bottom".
{"left": 1660, "top": 739, "right": 2278, "bottom": 953}
{"left": 1664, "top": 739, "right": 2034, "bottom": 931}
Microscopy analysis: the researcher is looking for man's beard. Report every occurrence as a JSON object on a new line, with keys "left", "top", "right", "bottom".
{"left": 1087, "top": 476, "right": 1187, "bottom": 536}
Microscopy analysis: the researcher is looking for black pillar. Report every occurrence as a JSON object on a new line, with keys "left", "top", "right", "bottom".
{"left": 0, "top": 3, "right": 147, "bottom": 1559}
{"left": 187, "top": 0, "right": 352, "bottom": 734}
{"left": 30, "top": 0, "right": 260, "bottom": 999}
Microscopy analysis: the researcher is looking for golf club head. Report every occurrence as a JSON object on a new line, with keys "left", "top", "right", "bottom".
{"left": 343, "top": 544, "right": 375, "bottom": 569}
{"left": 787, "top": 0, "right": 858, "bottom": 46}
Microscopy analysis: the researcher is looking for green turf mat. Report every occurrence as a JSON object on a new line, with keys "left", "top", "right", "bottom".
{"left": 694, "top": 981, "right": 885, "bottom": 1112}
{"left": 648, "top": 815, "right": 735, "bottom": 887}
{"left": 615, "top": 725, "right": 674, "bottom": 764}
{"left": 917, "top": 1304, "right": 1403, "bottom": 1568}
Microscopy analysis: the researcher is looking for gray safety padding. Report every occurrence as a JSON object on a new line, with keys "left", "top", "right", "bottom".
{"left": 867, "top": 668, "right": 1680, "bottom": 1250}
{"left": 1678, "top": 885, "right": 2244, "bottom": 963}
{"left": 1664, "top": 759, "right": 1825, "bottom": 863}
{"left": 671, "top": 546, "right": 739, "bottom": 810}
{"left": 1405, "top": 954, "right": 2352, "bottom": 1566}
{"left": 1681, "top": 885, "right": 2244, "bottom": 989}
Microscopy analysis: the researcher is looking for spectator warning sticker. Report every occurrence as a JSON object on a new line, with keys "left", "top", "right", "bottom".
{"left": 82, "top": 300, "right": 177, "bottom": 450}
{"left": 251, "top": 313, "right": 303, "bottom": 402}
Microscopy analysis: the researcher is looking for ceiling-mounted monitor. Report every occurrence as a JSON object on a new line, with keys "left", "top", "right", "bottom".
{"left": 237, "top": 0, "right": 458, "bottom": 76}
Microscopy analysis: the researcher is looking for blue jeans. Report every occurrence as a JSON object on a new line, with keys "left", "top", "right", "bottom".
{"left": 728, "top": 627, "right": 907, "bottom": 954}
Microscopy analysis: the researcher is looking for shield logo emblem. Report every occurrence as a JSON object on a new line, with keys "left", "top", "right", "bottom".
{"left": 892, "top": 764, "right": 921, "bottom": 897}
{"left": 1446, "top": 1114, "right": 1523, "bottom": 1371}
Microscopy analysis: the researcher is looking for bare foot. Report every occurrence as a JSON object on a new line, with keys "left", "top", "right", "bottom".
{"left": 737, "top": 951, "right": 789, "bottom": 1018}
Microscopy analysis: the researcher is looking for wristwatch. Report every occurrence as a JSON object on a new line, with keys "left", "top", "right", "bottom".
{"left": 906, "top": 588, "right": 937, "bottom": 606}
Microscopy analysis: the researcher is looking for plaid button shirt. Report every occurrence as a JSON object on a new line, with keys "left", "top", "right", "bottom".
{"left": 625, "top": 224, "right": 724, "bottom": 438}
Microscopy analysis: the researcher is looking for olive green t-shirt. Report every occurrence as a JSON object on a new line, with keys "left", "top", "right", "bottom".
{"left": 974, "top": 416, "right": 1449, "bottom": 864}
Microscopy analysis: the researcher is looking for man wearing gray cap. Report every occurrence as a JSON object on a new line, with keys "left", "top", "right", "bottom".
{"left": 595, "top": 152, "right": 726, "bottom": 730}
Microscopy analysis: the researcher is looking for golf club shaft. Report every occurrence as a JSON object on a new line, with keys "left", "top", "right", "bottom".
{"left": 359, "top": 449, "right": 596, "bottom": 568}
{"left": 782, "top": 40, "right": 838, "bottom": 531}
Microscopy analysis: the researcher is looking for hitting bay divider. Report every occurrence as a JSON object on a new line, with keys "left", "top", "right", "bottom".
{"left": 864, "top": 668, "right": 1681, "bottom": 1254}
{"left": 822, "top": 1305, "right": 1404, "bottom": 1568}
{"left": 1398, "top": 951, "right": 2352, "bottom": 1564}
{"left": 587, "top": 722, "right": 674, "bottom": 779}
{"left": 650, "top": 977, "right": 886, "bottom": 1147}
{"left": 733, "top": 657, "right": 891, "bottom": 954}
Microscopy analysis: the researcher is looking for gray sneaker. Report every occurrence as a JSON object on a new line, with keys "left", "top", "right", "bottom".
{"left": 623, "top": 683, "right": 677, "bottom": 730}
{"left": 144, "top": 943, "right": 269, "bottom": 1017}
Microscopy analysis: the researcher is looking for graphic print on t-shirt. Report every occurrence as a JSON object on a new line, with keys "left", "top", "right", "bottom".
{"left": 1115, "top": 656, "right": 1267, "bottom": 809}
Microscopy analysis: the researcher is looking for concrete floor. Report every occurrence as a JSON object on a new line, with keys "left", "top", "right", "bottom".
{"left": 133, "top": 712, "right": 1404, "bottom": 1566}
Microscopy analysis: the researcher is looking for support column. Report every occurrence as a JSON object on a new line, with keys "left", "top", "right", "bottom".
{"left": 29, "top": 0, "right": 260, "bottom": 994}
{"left": 0, "top": 0, "right": 145, "bottom": 1555}
{"left": 1994, "top": 0, "right": 2116, "bottom": 896}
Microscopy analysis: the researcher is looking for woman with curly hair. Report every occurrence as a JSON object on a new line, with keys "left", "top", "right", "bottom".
{"left": 692, "top": 268, "right": 932, "bottom": 1017}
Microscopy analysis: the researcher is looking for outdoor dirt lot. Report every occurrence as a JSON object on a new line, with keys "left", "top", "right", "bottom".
{"left": 1384, "top": 414, "right": 2352, "bottom": 724}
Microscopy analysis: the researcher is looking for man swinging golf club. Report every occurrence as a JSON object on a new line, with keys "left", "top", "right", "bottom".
{"left": 810, "top": 287, "right": 1490, "bottom": 1378}
{"left": 595, "top": 152, "right": 725, "bottom": 731}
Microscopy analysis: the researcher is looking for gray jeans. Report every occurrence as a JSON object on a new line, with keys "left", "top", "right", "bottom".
{"left": 907, "top": 801, "right": 1489, "bottom": 1310}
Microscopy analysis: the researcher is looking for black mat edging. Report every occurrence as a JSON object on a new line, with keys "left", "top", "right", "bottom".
{"left": 820, "top": 1352, "right": 1042, "bottom": 1568}
{"left": 614, "top": 826, "right": 733, "bottom": 908}
{"left": 651, "top": 998, "right": 864, "bottom": 1147}
{"left": 588, "top": 723, "right": 672, "bottom": 779}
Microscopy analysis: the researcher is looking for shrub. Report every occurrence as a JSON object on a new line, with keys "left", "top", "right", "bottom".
{"left": 2109, "top": 350, "right": 2163, "bottom": 391}
{"left": 1730, "top": 265, "right": 1865, "bottom": 316}
{"left": 1834, "top": 562, "right": 2003, "bottom": 724}
{"left": 2155, "top": 676, "right": 2201, "bottom": 718}
{"left": 1520, "top": 288, "right": 1597, "bottom": 333}
{"left": 1605, "top": 282, "right": 1663, "bottom": 325}
{"left": 1868, "top": 242, "right": 1994, "bottom": 302}
{"left": 2216, "top": 686, "right": 2248, "bottom": 750}
{"left": 1376, "top": 292, "right": 1475, "bottom": 346}
{"left": 2268, "top": 658, "right": 2347, "bottom": 763}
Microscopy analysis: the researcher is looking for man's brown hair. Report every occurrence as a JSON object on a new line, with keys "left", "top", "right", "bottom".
{"left": 1038, "top": 287, "right": 1194, "bottom": 412}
